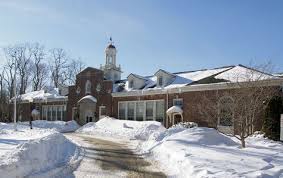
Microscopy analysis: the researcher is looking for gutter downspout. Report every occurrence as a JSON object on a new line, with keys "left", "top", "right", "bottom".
{"left": 166, "top": 89, "right": 169, "bottom": 128}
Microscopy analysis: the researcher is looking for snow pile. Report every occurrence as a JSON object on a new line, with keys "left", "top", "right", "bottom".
{"left": 0, "top": 132, "right": 81, "bottom": 177}
{"left": 140, "top": 126, "right": 283, "bottom": 177}
{"left": 0, "top": 123, "right": 82, "bottom": 177}
{"left": 77, "top": 117, "right": 166, "bottom": 140}
{"left": 171, "top": 122, "right": 198, "bottom": 129}
{"left": 19, "top": 120, "right": 80, "bottom": 133}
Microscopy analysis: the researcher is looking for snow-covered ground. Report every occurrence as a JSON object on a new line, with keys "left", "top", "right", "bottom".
{"left": 0, "top": 121, "right": 82, "bottom": 177}
{"left": 140, "top": 125, "right": 283, "bottom": 178}
{"left": 79, "top": 117, "right": 283, "bottom": 178}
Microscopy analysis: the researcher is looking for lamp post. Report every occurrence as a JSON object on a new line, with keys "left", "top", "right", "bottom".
{"left": 13, "top": 54, "right": 17, "bottom": 131}
{"left": 96, "top": 83, "right": 102, "bottom": 120}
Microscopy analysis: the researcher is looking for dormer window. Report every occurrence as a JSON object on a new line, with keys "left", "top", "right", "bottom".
{"left": 158, "top": 76, "right": 163, "bottom": 87}
{"left": 85, "top": 80, "right": 91, "bottom": 94}
{"left": 154, "top": 69, "right": 175, "bottom": 88}
{"left": 127, "top": 73, "right": 147, "bottom": 90}
{"left": 129, "top": 80, "right": 134, "bottom": 89}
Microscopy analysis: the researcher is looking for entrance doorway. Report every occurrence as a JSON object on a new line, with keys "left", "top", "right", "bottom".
{"left": 78, "top": 95, "right": 97, "bottom": 125}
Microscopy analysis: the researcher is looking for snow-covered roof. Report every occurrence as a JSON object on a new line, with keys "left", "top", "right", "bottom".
{"left": 273, "top": 73, "right": 283, "bottom": 78}
{"left": 166, "top": 106, "right": 183, "bottom": 115}
{"left": 128, "top": 73, "right": 148, "bottom": 81}
{"left": 215, "top": 65, "right": 275, "bottom": 82}
{"left": 11, "top": 88, "right": 67, "bottom": 103}
{"left": 78, "top": 95, "right": 97, "bottom": 103}
{"left": 175, "top": 66, "right": 233, "bottom": 81}
{"left": 114, "top": 65, "right": 278, "bottom": 93}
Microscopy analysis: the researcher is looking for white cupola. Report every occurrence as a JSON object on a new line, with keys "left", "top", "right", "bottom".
{"left": 100, "top": 37, "right": 122, "bottom": 82}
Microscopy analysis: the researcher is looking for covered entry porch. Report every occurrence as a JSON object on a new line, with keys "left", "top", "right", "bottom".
{"left": 77, "top": 95, "right": 98, "bottom": 125}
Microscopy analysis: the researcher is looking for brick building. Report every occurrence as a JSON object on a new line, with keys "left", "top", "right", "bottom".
{"left": 12, "top": 41, "right": 283, "bottom": 134}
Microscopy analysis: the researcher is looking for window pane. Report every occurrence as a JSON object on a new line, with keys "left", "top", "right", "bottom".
{"left": 52, "top": 106, "right": 57, "bottom": 121}
{"left": 158, "top": 77, "right": 163, "bottom": 86}
{"left": 119, "top": 103, "right": 126, "bottom": 120}
{"left": 47, "top": 106, "right": 52, "bottom": 121}
{"left": 156, "top": 100, "right": 164, "bottom": 123}
{"left": 219, "top": 97, "right": 234, "bottom": 126}
{"left": 136, "top": 102, "right": 144, "bottom": 121}
{"left": 42, "top": 107, "right": 47, "bottom": 120}
{"left": 63, "top": 106, "right": 66, "bottom": 121}
{"left": 146, "top": 101, "right": 154, "bottom": 120}
{"left": 219, "top": 108, "right": 233, "bottom": 126}
{"left": 127, "top": 102, "right": 135, "bottom": 120}
{"left": 57, "top": 106, "right": 62, "bottom": 121}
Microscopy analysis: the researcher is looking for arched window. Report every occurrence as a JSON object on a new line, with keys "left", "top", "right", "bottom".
{"left": 85, "top": 80, "right": 91, "bottom": 94}
{"left": 218, "top": 96, "right": 234, "bottom": 127}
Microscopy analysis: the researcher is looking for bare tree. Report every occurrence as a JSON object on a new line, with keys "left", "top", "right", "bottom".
{"left": 0, "top": 67, "right": 7, "bottom": 121}
{"left": 63, "top": 58, "right": 85, "bottom": 85}
{"left": 30, "top": 43, "right": 48, "bottom": 91}
{"left": 49, "top": 48, "right": 68, "bottom": 88}
{"left": 4, "top": 43, "right": 33, "bottom": 94}
{"left": 195, "top": 63, "right": 279, "bottom": 148}
{"left": 3, "top": 54, "right": 16, "bottom": 99}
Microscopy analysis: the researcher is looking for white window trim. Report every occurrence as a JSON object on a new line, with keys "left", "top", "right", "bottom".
{"left": 118, "top": 99, "right": 165, "bottom": 122}
{"left": 99, "top": 106, "right": 106, "bottom": 119}
{"left": 42, "top": 105, "right": 66, "bottom": 121}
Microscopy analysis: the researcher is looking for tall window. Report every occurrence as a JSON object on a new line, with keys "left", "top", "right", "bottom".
{"left": 127, "top": 102, "right": 135, "bottom": 120}
{"left": 85, "top": 80, "right": 91, "bottom": 94}
{"left": 118, "top": 100, "right": 165, "bottom": 123}
{"left": 52, "top": 106, "right": 57, "bottom": 121}
{"left": 47, "top": 107, "right": 52, "bottom": 120}
{"left": 156, "top": 100, "right": 165, "bottom": 123}
{"left": 158, "top": 76, "right": 163, "bottom": 87}
{"left": 42, "top": 107, "right": 47, "bottom": 120}
{"left": 136, "top": 102, "right": 144, "bottom": 121}
{"left": 118, "top": 102, "right": 126, "bottom": 120}
{"left": 42, "top": 105, "right": 66, "bottom": 121}
{"left": 218, "top": 97, "right": 234, "bottom": 127}
{"left": 146, "top": 101, "right": 154, "bottom": 120}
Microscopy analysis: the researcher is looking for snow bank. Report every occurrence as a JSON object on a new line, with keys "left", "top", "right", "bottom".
{"left": 20, "top": 120, "right": 80, "bottom": 133}
{"left": 0, "top": 132, "right": 81, "bottom": 177}
{"left": 0, "top": 123, "right": 82, "bottom": 177}
{"left": 0, "top": 123, "right": 56, "bottom": 159}
{"left": 76, "top": 117, "right": 166, "bottom": 140}
{"left": 140, "top": 126, "right": 283, "bottom": 178}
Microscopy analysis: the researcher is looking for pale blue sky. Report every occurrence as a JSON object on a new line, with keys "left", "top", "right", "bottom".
{"left": 0, "top": 0, "right": 282, "bottom": 78}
